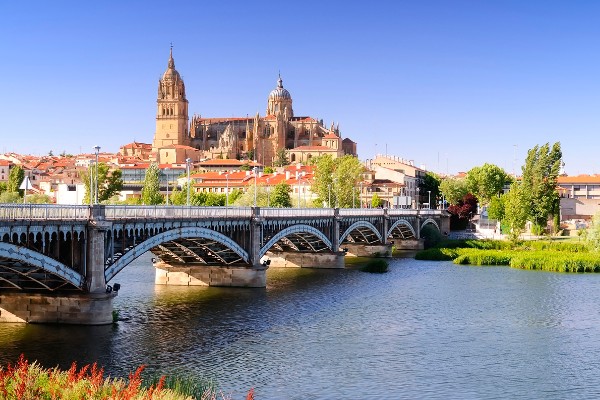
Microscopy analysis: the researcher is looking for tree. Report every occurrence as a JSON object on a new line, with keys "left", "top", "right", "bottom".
{"left": 439, "top": 177, "right": 468, "bottom": 206}
{"left": 503, "top": 182, "right": 529, "bottom": 242}
{"left": 8, "top": 165, "right": 25, "bottom": 194}
{"left": 520, "top": 142, "right": 562, "bottom": 232}
{"left": 371, "top": 193, "right": 383, "bottom": 208}
{"left": 270, "top": 183, "right": 292, "bottom": 207}
{"left": 586, "top": 212, "right": 600, "bottom": 251}
{"left": 81, "top": 163, "right": 123, "bottom": 204}
{"left": 263, "top": 166, "right": 274, "bottom": 174}
{"left": 466, "top": 163, "right": 509, "bottom": 207}
{"left": 421, "top": 172, "right": 441, "bottom": 209}
{"left": 0, "top": 182, "right": 6, "bottom": 193}
{"left": 233, "top": 185, "right": 268, "bottom": 207}
{"left": 273, "top": 148, "right": 290, "bottom": 167}
{"left": 0, "top": 191, "right": 21, "bottom": 203}
{"left": 140, "top": 164, "right": 163, "bottom": 205}
{"left": 26, "top": 193, "right": 52, "bottom": 204}
{"left": 447, "top": 193, "right": 478, "bottom": 230}
{"left": 311, "top": 155, "right": 363, "bottom": 208}
{"left": 487, "top": 195, "right": 505, "bottom": 221}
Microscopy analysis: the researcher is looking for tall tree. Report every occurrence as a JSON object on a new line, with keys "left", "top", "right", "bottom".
{"left": 7, "top": 165, "right": 25, "bottom": 194}
{"left": 421, "top": 172, "right": 441, "bottom": 209}
{"left": 273, "top": 149, "right": 290, "bottom": 167}
{"left": 439, "top": 177, "right": 468, "bottom": 206}
{"left": 503, "top": 182, "right": 529, "bottom": 242}
{"left": 141, "top": 164, "right": 164, "bottom": 205}
{"left": 81, "top": 163, "right": 123, "bottom": 204}
{"left": 466, "top": 163, "right": 509, "bottom": 206}
{"left": 520, "top": 142, "right": 562, "bottom": 231}
{"left": 270, "top": 183, "right": 292, "bottom": 207}
{"left": 311, "top": 155, "right": 363, "bottom": 208}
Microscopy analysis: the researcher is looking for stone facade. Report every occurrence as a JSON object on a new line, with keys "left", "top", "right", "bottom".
{"left": 151, "top": 49, "right": 357, "bottom": 166}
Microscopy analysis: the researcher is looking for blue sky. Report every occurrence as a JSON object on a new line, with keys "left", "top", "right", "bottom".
{"left": 1, "top": 1, "right": 599, "bottom": 175}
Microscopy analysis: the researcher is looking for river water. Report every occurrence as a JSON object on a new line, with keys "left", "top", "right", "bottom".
{"left": 2, "top": 253, "right": 600, "bottom": 399}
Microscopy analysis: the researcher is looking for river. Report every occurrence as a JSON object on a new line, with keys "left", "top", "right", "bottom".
{"left": 2, "top": 253, "right": 600, "bottom": 399}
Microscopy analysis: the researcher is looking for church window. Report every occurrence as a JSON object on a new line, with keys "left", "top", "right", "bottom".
{"left": 275, "top": 104, "right": 279, "bottom": 112}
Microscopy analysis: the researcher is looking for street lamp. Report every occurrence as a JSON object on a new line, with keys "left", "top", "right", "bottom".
{"left": 88, "top": 160, "right": 93, "bottom": 206}
{"left": 93, "top": 145, "right": 100, "bottom": 204}
{"left": 266, "top": 177, "right": 270, "bottom": 206}
{"left": 416, "top": 187, "right": 420, "bottom": 209}
{"left": 328, "top": 183, "right": 331, "bottom": 208}
{"left": 165, "top": 167, "right": 169, "bottom": 205}
{"left": 186, "top": 158, "right": 192, "bottom": 206}
{"left": 253, "top": 166, "right": 258, "bottom": 207}
{"left": 428, "top": 190, "right": 431, "bottom": 209}
{"left": 359, "top": 181, "right": 363, "bottom": 208}
{"left": 225, "top": 173, "right": 229, "bottom": 208}
{"left": 297, "top": 175, "right": 301, "bottom": 207}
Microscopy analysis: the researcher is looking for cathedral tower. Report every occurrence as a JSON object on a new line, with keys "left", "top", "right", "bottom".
{"left": 266, "top": 74, "right": 293, "bottom": 119}
{"left": 152, "top": 47, "right": 189, "bottom": 152}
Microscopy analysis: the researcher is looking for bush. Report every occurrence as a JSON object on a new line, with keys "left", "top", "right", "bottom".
{"left": 361, "top": 259, "right": 388, "bottom": 273}
{"left": 421, "top": 225, "right": 444, "bottom": 249}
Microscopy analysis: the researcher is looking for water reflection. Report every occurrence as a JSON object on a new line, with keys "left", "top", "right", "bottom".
{"left": 2, "top": 253, "right": 600, "bottom": 399}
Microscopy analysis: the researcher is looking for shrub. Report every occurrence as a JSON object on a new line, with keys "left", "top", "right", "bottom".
{"left": 361, "top": 259, "right": 388, "bottom": 273}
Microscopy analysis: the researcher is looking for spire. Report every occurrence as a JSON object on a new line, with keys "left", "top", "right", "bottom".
{"left": 277, "top": 72, "right": 283, "bottom": 88}
{"left": 168, "top": 43, "right": 175, "bottom": 69}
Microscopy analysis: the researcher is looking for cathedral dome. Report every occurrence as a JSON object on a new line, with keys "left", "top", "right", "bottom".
{"left": 162, "top": 47, "right": 181, "bottom": 81}
{"left": 269, "top": 76, "right": 291, "bottom": 100}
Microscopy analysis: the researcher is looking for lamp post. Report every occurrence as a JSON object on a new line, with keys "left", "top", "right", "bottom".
{"left": 186, "top": 158, "right": 191, "bottom": 206}
{"left": 428, "top": 190, "right": 431, "bottom": 209}
{"left": 253, "top": 166, "right": 258, "bottom": 207}
{"left": 353, "top": 185, "right": 355, "bottom": 208}
{"left": 266, "top": 177, "right": 270, "bottom": 206}
{"left": 225, "top": 173, "right": 229, "bottom": 208}
{"left": 165, "top": 167, "right": 169, "bottom": 206}
{"left": 416, "top": 187, "right": 420, "bottom": 209}
{"left": 328, "top": 183, "right": 331, "bottom": 208}
{"left": 297, "top": 175, "right": 301, "bottom": 207}
{"left": 359, "top": 181, "right": 363, "bottom": 208}
{"left": 93, "top": 145, "right": 100, "bottom": 204}
{"left": 88, "top": 161, "right": 93, "bottom": 206}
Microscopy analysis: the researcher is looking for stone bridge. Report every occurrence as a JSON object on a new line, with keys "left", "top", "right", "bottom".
{"left": 0, "top": 204, "right": 449, "bottom": 324}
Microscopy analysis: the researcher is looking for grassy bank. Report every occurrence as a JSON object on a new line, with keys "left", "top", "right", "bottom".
{"left": 415, "top": 239, "right": 600, "bottom": 273}
{"left": 0, "top": 355, "right": 253, "bottom": 400}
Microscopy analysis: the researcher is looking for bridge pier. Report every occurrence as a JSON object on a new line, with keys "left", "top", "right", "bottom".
{"left": 343, "top": 244, "right": 393, "bottom": 257}
{"left": 155, "top": 262, "right": 266, "bottom": 287}
{"left": 0, "top": 292, "right": 115, "bottom": 325}
{"left": 265, "top": 251, "right": 345, "bottom": 269}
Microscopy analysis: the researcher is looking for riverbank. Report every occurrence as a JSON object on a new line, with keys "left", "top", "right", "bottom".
{"left": 0, "top": 355, "right": 252, "bottom": 400}
{"left": 415, "top": 239, "right": 599, "bottom": 272}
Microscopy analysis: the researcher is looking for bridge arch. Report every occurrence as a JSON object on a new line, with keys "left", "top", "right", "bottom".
{"left": 259, "top": 224, "right": 332, "bottom": 259}
{"left": 0, "top": 242, "right": 84, "bottom": 290}
{"left": 339, "top": 221, "right": 382, "bottom": 244}
{"left": 387, "top": 219, "right": 417, "bottom": 239}
{"left": 105, "top": 227, "right": 249, "bottom": 282}
{"left": 421, "top": 218, "right": 440, "bottom": 232}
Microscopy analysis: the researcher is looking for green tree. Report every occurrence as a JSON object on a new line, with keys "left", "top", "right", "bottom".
{"left": 140, "top": 164, "right": 163, "bottom": 205}
{"left": 26, "top": 193, "right": 52, "bottom": 204}
{"left": 371, "top": 193, "right": 383, "bottom": 208}
{"left": 81, "top": 163, "right": 123, "bottom": 204}
{"left": 503, "top": 182, "right": 529, "bottom": 243}
{"left": 487, "top": 195, "right": 505, "bottom": 221}
{"left": 421, "top": 172, "right": 441, "bottom": 209}
{"left": 520, "top": 142, "right": 562, "bottom": 232}
{"left": 233, "top": 185, "right": 268, "bottom": 207}
{"left": 0, "top": 191, "right": 21, "bottom": 203}
{"left": 466, "top": 163, "right": 509, "bottom": 207}
{"left": 270, "top": 183, "right": 292, "bottom": 207}
{"left": 587, "top": 212, "right": 600, "bottom": 251}
{"left": 8, "top": 165, "right": 25, "bottom": 194}
{"left": 263, "top": 166, "right": 275, "bottom": 174}
{"left": 439, "top": 177, "right": 468, "bottom": 205}
{"left": 273, "top": 148, "right": 290, "bottom": 167}
{"left": 311, "top": 155, "right": 363, "bottom": 208}
{"left": 0, "top": 182, "right": 6, "bottom": 193}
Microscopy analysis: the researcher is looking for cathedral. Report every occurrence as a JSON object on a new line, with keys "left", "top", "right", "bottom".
{"left": 151, "top": 48, "right": 357, "bottom": 166}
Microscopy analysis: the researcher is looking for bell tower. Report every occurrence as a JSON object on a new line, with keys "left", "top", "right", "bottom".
{"left": 152, "top": 46, "right": 189, "bottom": 153}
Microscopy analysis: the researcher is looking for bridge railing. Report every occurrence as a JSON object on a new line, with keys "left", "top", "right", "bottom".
{"left": 0, "top": 204, "right": 90, "bottom": 220}
{"left": 339, "top": 208, "right": 384, "bottom": 216}
{"left": 103, "top": 206, "right": 253, "bottom": 219}
{"left": 260, "top": 207, "right": 335, "bottom": 218}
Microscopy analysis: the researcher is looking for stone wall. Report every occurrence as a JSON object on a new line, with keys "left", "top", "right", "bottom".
{"left": 0, "top": 292, "right": 115, "bottom": 325}
{"left": 155, "top": 263, "right": 266, "bottom": 287}
{"left": 266, "top": 252, "right": 345, "bottom": 269}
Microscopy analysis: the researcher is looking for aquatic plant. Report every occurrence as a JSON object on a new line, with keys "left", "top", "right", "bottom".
{"left": 361, "top": 259, "right": 389, "bottom": 273}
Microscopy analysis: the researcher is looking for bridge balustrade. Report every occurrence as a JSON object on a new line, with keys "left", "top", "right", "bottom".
{"left": 0, "top": 204, "right": 90, "bottom": 220}
{"left": 260, "top": 208, "right": 334, "bottom": 218}
{"left": 103, "top": 205, "right": 253, "bottom": 219}
{"left": 339, "top": 208, "right": 384, "bottom": 216}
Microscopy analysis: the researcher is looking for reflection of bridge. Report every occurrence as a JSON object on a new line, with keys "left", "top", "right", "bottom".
{"left": 0, "top": 205, "right": 449, "bottom": 324}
